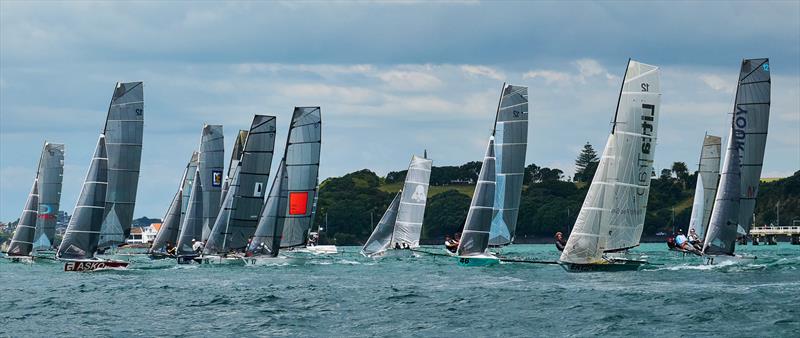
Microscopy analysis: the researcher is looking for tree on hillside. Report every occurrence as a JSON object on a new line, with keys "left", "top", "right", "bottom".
{"left": 539, "top": 168, "right": 564, "bottom": 182}
{"left": 524, "top": 164, "right": 541, "bottom": 185}
{"left": 671, "top": 161, "right": 689, "bottom": 186}
{"left": 574, "top": 142, "right": 599, "bottom": 182}
{"left": 660, "top": 169, "right": 672, "bottom": 180}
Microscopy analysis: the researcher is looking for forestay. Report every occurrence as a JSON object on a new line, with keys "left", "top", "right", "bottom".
{"left": 32, "top": 142, "right": 64, "bottom": 251}
{"left": 199, "top": 125, "right": 224, "bottom": 241}
{"left": 57, "top": 135, "right": 109, "bottom": 260}
{"left": 280, "top": 107, "right": 322, "bottom": 249}
{"left": 390, "top": 155, "right": 432, "bottom": 248}
{"left": 489, "top": 84, "right": 529, "bottom": 246}
{"left": 687, "top": 134, "right": 721, "bottom": 240}
{"left": 735, "top": 59, "right": 770, "bottom": 234}
{"left": 561, "top": 60, "right": 661, "bottom": 264}
{"left": 457, "top": 136, "right": 496, "bottom": 257}
{"left": 176, "top": 170, "right": 204, "bottom": 256}
{"left": 361, "top": 192, "right": 402, "bottom": 256}
{"left": 99, "top": 82, "right": 144, "bottom": 248}
{"left": 6, "top": 179, "right": 39, "bottom": 256}
{"left": 703, "top": 129, "right": 741, "bottom": 256}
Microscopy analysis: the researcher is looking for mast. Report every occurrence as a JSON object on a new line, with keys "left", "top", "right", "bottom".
{"left": 32, "top": 142, "right": 64, "bottom": 251}
{"left": 57, "top": 135, "right": 109, "bottom": 260}
{"left": 488, "top": 84, "right": 529, "bottom": 246}
{"left": 98, "top": 82, "right": 144, "bottom": 248}
{"left": 456, "top": 136, "right": 496, "bottom": 257}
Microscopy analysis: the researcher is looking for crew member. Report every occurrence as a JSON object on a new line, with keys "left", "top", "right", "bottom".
{"left": 554, "top": 232, "right": 567, "bottom": 252}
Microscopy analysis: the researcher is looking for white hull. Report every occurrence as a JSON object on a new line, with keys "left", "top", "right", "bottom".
{"left": 198, "top": 255, "right": 245, "bottom": 266}
{"left": 704, "top": 254, "right": 757, "bottom": 265}
{"left": 302, "top": 245, "right": 338, "bottom": 255}
{"left": 240, "top": 255, "right": 308, "bottom": 266}
{"left": 2, "top": 255, "right": 36, "bottom": 263}
{"left": 364, "top": 248, "right": 419, "bottom": 259}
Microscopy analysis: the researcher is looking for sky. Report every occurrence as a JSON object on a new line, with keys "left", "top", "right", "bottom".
{"left": 1, "top": 1, "right": 798, "bottom": 221}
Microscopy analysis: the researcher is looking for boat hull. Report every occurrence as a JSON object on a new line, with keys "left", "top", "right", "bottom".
{"left": 61, "top": 258, "right": 129, "bottom": 272}
{"left": 148, "top": 252, "right": 176, "bottom": 260}
{"left": 197, "top": 255, "right": 244, "bottom": 266}
{"left": 3, "top": 255, "right": 36, "bottom": 263}
{"left": 457, "top": 255, "right": 500, "bottom": 267}
{"left": 302, "top": 245, "right": 338, "bottom": 255}
{"left": 176, "top": 255, "right": 200, "bottom": 264}
{"left": 704, "top": 254, "right": 757, "bottom": 265}
{"left": 559, "top": 258, "right": 646, "bottom": 272}
{"left": 240, "top": 255, "right": 307, "bottom": 266}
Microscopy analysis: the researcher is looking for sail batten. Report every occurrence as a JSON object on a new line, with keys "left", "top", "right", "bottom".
{"left": 98, "top": 82, "right": 144, "bottom": 248}
{"left": 489, "top": 84, "right": 529, "bottom": 246}
{"left": 561, "top": 60, "right": 661, "bottom": 264}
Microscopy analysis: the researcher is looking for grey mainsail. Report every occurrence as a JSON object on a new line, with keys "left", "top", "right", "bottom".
{"left": 361, "top": 191, "right": 402, "bottom": 256}
{"left": 199, "top": 124, "right": 224, "bottom": 241}
{"left": 489, "top": 84, "right": 529, "bottom": 246}
{"left": 560, "top": 60, "right": 661, "bottom": 264}
{"left": 703, "top": 128, "right": 741, "bottom": 256}
{"left": 280, "top": 107, "right": 322, "bottom": 249}
{"left": 457, "top": 136, "right": 496, "bottom": 257}
{"left": 220, "top": 129, "right": 248, "bottom": 205}
{"left": 182, "top": 152, "right": 199, "bottom": 215}
{"left": 57, "top": 135, "right": 109, "bottom": 260}
{"left": 204, "top": 166, "right": 240, "bottom": 255}
{"left": 248, "top": 160, "right": 288, "bottom": 257}
{"left": 6, "top": 179, "right": 39, "bottom": 256}
{"left": 390, "top": 155, "right": 432, "bottom": 248}
{"left": 32, "top": 142, "right": 64, "bottom": 251}
{"left": 734, "top": 58, "right": 771, "bottom": 234}
{"left": 176, "top": 170, "right": 204, "bottom": 256}
{"left": 149, "top": 190, "right": 182, "bottom": 254}
{"left": 98, "top": 82, "right": 144, "bottom": 248}
{"left": 687, "top": 134, "right": 721, "bottom": 240}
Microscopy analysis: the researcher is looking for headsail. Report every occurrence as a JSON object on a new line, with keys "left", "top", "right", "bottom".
{"left": 149, "top": 190, "right": 182, "bottom": 254}
{"left": 220, "top": 129, "right": 248, "bottom": 205}
{"left": 489, "top": 84, "right": 529, "bottom": 246}
{"left": 687, "top": 134, "right": 721, "bottom": 240}
{"left": 248, "top": 160, "right": 288, "bottom": 257}
{"left": 181, "top": 152, "right": 199, "bottom": 215}
{"left": 703, "top": 128, "right": 741, "bottom": 256}
{"left": 279, "top": 107, "right": 322, "bottom": 248}
{"left": 361, "top": 191, "right": 402, "bottom": 256}
{"left": 199, "top": 124, "right": 224, "bottom": 241}
{"left": 176, "top": 170, "right": 204, "bottom": 256}
{"left": 6, "top": 179, "right": 39, "bottom": 256}
{"left": 456, "top": 136, "right": 496, "bottom": 257}
{"left": 734, "top": 59, "right": 770, "bottom": 234}
{"left": 57, "top": 135, "right": 109, "bottom": 260}
{"left": 204, "top": 166, "right": 240, "bottom": 254}
{"left": 98, "top": 82, "right": 144, "bottom": 248}
{"left": 32, "top": 142, "right": 64, "bottom": 251}
{"left": 390, "top": 155, "right": 433, "bottom": 248}
{"left": 561, "top": 60, "right": 661, "bottom": 264}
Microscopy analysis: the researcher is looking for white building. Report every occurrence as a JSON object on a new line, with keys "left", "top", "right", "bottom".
{"left": 126, "top": 223, "right": 161, "bottom": 245}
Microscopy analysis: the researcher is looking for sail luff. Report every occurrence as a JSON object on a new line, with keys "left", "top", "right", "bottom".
{"left": 98, "top": 81, "right": 144, "bottom": 248}
{"left": 32, "top": 142, "right": 64, "bottom": 251}
{"left": 6, "top": 179, "right": 39, "bottom": 256}
{"left": 735, "top": 58, "right": 771, "bottom": 233}
{"left": 390, "top": 155, "right": 433, "bottom": 248}
{"left": 456, "top": 136, "right": 496, "bottom": 257}
{"left": 489, "top": 84, "right": 529, "bottom": 246}
{"left": 57, "top": 135, "right": 109, "bottom": 260}
{"left": 279, "top": 107, "right": 322, "bottom": 249}
{"left": 362, "top": 191, "right": 402, "bottom": 256}
{"left": 199, "top": 125, "right": 224, "bottom": 242}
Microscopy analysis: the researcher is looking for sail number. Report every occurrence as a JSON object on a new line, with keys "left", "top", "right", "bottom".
{"left": 641, "top": 83, "right": 650, "bottom": 92}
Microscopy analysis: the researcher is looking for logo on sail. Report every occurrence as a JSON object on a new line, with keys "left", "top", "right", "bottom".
{"left": 37, "top": 204, "right": 55, "bottom": 219}
{"left": 253, "top": 182, "right": 264, "bottom": 197}
{"left": 411, "top": 185, "right": 426, "bottom": 202}
{"left": 212, "top": 170, "right": 223, "bottom": 187}
{"left": 289, "top": 192, "right": 309, "bottom": 215}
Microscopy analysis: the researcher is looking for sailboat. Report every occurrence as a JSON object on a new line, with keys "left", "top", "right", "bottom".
{"left": 489, "top": 84, "right": 529, "bottom": 247}
{"left": 220, "top": 129, "right": 248, "bottom": 205}
{"left": 702, "top": 58, "right": 770, "bottom": 265}
{"left": 3, "top": 142, "right": 65, "bottom": 262}
{"left": 201, "top": 115, "right": 276, "bottom": 264}
{"left": 361, "top": 154, "right": 433, "bottom": 257}
{"left": 3, "top": 179, "right": 39, "bottom": 263}
{"left": 57, "top": 135, "right": 129, "bottom": 271}
{"left": 456, "top": 136, "right": 500, "bottom": 266}
{"left": 97, "top": 82, "right": 144, "bottom": 251}
{"left": 559, "top": 59, "right": 661, "bottom": 272}
{"left": 32, "top": 142, "right": 65, "bottom": 255}
{"left": 176, "top": 169, "right": 204, "bottom": 264}
{"left": 199, "top": 124, "right": 224, "bottom": 242}
{"left": 148, "top": 153, "right": 196, "bottom": 259}
{"left": 244, "top": 107, "right": 322, "bottom": 264}
{"left": 677, "top": 134, "right": 721, "bottom": 255}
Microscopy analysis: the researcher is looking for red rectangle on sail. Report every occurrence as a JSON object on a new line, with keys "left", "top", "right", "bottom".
{"left": 289, "top": 192, "right": 308, "bottom": 215}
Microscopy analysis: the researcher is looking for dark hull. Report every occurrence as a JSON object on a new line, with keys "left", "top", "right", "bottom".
{"left": 559, "top": 259, "right": 646, "bottom": 272}
{"left": 148, "top": 252, "right": 176, "bottom": 260}
{"left": 177, "top": 255, "right": 199, "bottom": 264}
{"left": 62, "top": 259, "right": 129, "bottom": 272}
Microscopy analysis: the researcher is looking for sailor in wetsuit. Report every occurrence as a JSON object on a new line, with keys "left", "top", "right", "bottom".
{"left": 445, "top": 235, "right": 458, "bottom": 253}
{"left": 555, "top": 232, "right": 567, "bottom": 252}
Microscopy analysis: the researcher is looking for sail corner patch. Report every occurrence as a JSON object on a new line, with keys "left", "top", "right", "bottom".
{"left": 289, "top": 192, "right": 309, "bottom": 215}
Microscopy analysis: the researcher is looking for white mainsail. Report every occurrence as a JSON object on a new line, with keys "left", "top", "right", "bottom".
{"left": 560, "top": 60, "right": 661, "bottom": 264}
{"left": 390, "top": 155, "right": 433, "bottom": 248}
{"left": 687, "top": 134, "right": 721, "bottom": 240}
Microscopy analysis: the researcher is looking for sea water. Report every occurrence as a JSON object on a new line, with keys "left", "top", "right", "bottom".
{"left": 1, "top": 243, "right": 798, "bottom": 336}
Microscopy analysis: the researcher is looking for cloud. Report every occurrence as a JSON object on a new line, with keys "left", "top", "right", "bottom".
{"left": 699, "top": 74, "right": 736, "bottom": 93}
{"left": 460, "top": 65, "right": 505, "bottom": 81}
{"left": 522, "top": 70, "right": 571, "bottom": 84}
{"left": 377, "top": 70, "right": 442, "bottom": 91}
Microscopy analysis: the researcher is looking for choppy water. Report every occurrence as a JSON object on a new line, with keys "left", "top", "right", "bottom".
{"left": 2, "top": 243, "right": 799, "bottom": 336}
